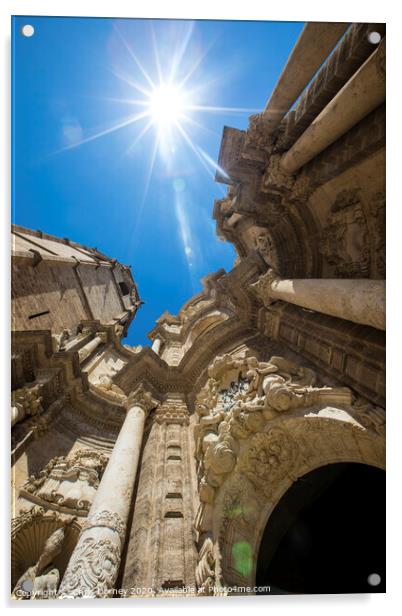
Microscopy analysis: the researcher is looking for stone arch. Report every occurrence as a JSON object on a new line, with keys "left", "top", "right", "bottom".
{"left": 186, "top": 311, "right": 229, "bottom": 347}
{"left": 212, "top": 412, "right": 385, "bottom": 589}
{"left": 11, "top": 507, "right": 81, "bottom": 591}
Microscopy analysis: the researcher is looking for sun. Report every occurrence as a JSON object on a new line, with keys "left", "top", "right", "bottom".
{"left": 148, "top": 84, "right": 187, "bottom": 129}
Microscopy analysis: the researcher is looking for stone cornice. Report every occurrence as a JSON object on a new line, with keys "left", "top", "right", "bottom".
{"left": 147, "top": 269, "right": 229, "bottom": 343}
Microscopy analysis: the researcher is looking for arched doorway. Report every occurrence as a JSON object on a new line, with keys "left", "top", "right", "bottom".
{"left": 256, "top": 463, "right": 385, "bottom": 594}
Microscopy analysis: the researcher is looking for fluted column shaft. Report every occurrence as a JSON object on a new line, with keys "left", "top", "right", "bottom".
{"left": 252, "top": 272, "right": 385, "bottom": 331}
{"left": 58, "top": 389, "right": 157, "bottom": 598}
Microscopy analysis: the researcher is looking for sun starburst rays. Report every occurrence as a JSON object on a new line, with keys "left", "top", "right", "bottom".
{"left": 59, "top": 21, "right": 256, "bottom": 168}
{"left": 55, "top": 21, "right": 254, "bottom": 276}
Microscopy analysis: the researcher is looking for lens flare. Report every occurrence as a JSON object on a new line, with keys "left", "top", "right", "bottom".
{"left": 148, "top": 84, "right": 186, "bottom": 129}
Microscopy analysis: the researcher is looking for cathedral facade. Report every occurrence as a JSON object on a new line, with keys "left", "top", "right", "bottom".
{"left": 11, "top": 22, "right": 385, "bottom": 598}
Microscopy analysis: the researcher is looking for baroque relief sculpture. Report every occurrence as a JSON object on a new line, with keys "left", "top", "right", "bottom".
{"left": 12, "top": 518, "right": 74, "bottom": 600}
{"left": 95, "top": 374, "right": 127, "bottom": 401}
{"left": 21, "top": 450, "right": 109, "bottom": 513}
{"left": 319, "top": 189, "right": 370, "bottom": 277}
{"left": 57, "top": 535, "right": 121, "bottom": 599}
{"left": 195, "top": 537, "right": 217, "bottom": 595}
{"left": 195, "top": 354, "right": 355, "bottom": 508}
{"left": 238, "top": 426, "right": 300, "bottom": 492}
{"left": 11, "top": 383, "right": 43, "bottom": 427}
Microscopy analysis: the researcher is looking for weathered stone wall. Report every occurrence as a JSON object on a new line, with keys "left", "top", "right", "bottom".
{"left": 12, "top": 260, "right": 89, "bottom": 333}
{"left": 12, "top": 225, "right": 139, "bottom": 336}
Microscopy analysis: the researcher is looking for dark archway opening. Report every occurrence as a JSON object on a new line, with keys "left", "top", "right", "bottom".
{"left": 256, "top": 463, "right": 385, "bottom": 594}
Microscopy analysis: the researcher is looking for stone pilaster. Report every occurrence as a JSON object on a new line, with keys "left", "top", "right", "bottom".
{"left": 121, "top": 397, "right": 198, "bottom": 596}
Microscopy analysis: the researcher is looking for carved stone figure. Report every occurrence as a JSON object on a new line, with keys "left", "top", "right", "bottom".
{"left": 95, "top": 374, "right": 127, "bottom": 401}
{"left": 253, "top": 229, "right": 278, "bottom": 266}
{"left": 196, "top": 537, "right": 216, "bottom": 595}
{"left": 195, "top": 354, "right": 355, "bottom": 508}
{"left": 31, "top": 568, "right": 60, "bottom": 600}
{"left": 12, "top": 521, "right": 72, "bottom": 600}
{"left": 319, "top": 189, "right": 369, "bottom": 277}
{"left": 21, "top": 450, "right": 109, "bottom": 512}
{"left": 154, "top": 403, "right": 189, "bottom": 425}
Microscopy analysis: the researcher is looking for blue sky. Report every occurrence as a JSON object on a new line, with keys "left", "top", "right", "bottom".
{"left": 12, "top": 16, "right": 303, "bottom": 346}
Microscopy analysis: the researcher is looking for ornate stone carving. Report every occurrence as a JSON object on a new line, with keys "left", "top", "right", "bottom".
{"left": 12, "top": 520, "right": 72, "bottom": 600}
{"left": 127, "top": 385, "right": 158, "bottom": 414}
{"left": 245, "top": 113, "right": 274, "bottom": 153}
{"left": 195, "top": 537, "right": 216, "bottom": 595}
{"left": 82, "top": 510, "right": 126, "bottom": 539}
{"left": 11, "top": 383, "right": 43, "bottom": 427}
{"left": 57, "top": 535, "right": 121, "bottom": 598}
{"left": 249, "top": 268, "right": 279, "bottom": 306}
{"left": 253, "top": 229, "right": 278, "bottom": 267}
{"left": 11, "top": 505, "right": 76, "bottom": 535}
{"left": 291, "top": 172, "right": 313, "bottom": 202}
{"left": 21, "top": 450, "right": 108, "bottom": 513}
{"left": 352, "top": 399, "right": 386, "bottom": 437}
{"left": 368, "top": 191, "right": 385, "bottom": 278}
{"left": 194, "top": 354, "right": 353, "bottom": 510}
{"left": 154, "top": 403, "right": 189, "bottom": 425}
{"left": 239, "top": 427, "right": 299, "bottom": 497}
{"left": 319, "top": 189, "right": 370, "bottom": 277}
{"left": 95, "top": 374, "right": 127, "bottom": 401}
{"left": 261, "top": 154, "right": 295, "bottom": 193}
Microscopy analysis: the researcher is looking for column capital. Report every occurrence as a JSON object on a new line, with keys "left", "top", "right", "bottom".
{"left": 154, "top": 403, "right": 189, "bottom": 425}
{"left": 126, "top": 385, "right": 158, "bottom": 415}
{"left": 250, "top": 268, "right": 280, "bottom": 307}
{"left": 95, "top": 331, "right": 108, "bottom": 344}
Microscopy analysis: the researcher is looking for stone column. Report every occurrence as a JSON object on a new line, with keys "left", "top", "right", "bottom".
{"left": 262, "top": 22, "right": 348, "bottom": 134}
{"left": 251, "top": 270, "right": 385, "bottom": 331}
{"left": 11, "top": 384, "right": 43, "bottom": 427}
{"left": 58, "top": 386, "right": 157, "bottom": 599}
{"left": 77, "top": 332, "right": 107, "bottom": 363}
{"left": 152, "top": 338, "right": 162, "bottom": 355}
{"left": 280, "top": 39, "right": 385, "bottom": 174}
